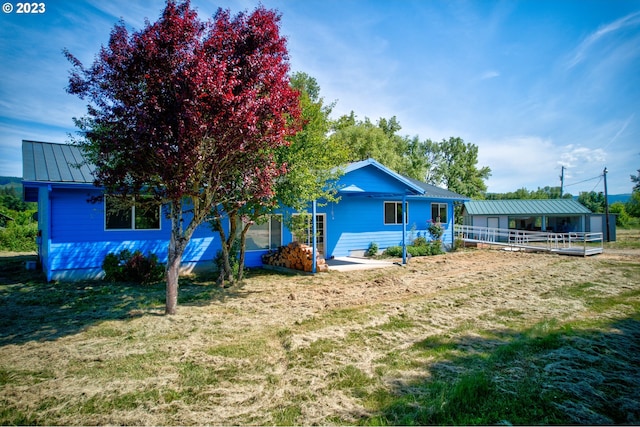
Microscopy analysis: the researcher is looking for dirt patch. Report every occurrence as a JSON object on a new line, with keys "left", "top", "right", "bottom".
{"left": 1, "top": 245, "right": 639, "bottom": 425}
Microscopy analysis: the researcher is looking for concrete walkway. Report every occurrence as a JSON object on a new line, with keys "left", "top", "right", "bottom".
{"left": 326, "top": 257, "right": 397, "bottom": 272}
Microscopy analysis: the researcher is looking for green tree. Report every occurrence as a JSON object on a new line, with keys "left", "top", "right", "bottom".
{"left": 631, "top": 168, "right": 640, "bottom": 192}
{"left": 333, "top": 115, "right": 406, "bottom": 172}
{"left": 212, "top": 72, "right": 350, "bottom": 284}
{"left": 486, "top": 186, "right": 568, "bottom": 200}
{"left": 577, "top": 191, "right": 605, "bottom": 213}
{"left": 276, "top": 72, "right": 349, "bottom": 210}
{"left": 626, "top": 191, "right": 640, "bottom": 218}
{"left": 609, "top": 202, "right": 630, "bottom": 227}
{"left": 434, "top": 137, "right": 491, "bottom": 198}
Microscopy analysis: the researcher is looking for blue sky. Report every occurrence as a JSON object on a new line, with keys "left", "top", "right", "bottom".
{"left": 1, "top": 0, "right": 639, "bottom": 195}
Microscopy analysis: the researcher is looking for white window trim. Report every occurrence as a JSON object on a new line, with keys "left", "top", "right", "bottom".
{"left": 431, "top": 202, "right": 448, "bottom": 224}
{"left": 383, "top": 201, "right": 408, "bottom": 225}
{"left": 241, "top": 214, "right": 283, "bottom": 252}
{"left": 104, "top": 195, "right": 161, "bottom": 231}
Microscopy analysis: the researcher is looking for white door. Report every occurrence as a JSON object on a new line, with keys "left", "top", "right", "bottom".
{"left": 487, "top": 217, "right": 499, "bottom": 229}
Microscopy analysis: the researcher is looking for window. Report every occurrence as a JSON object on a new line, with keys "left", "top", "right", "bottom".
{"left": 431, "top": 203, "right": 448, "bottom": 223}
{"left": 384, "top": 201, "right": 408, "bottom": 225}
{"left": 242, "top": 215, "right": 282, "bottom": 251}
{"left": 105, "top": 195, "right": 160, "bottom": 230}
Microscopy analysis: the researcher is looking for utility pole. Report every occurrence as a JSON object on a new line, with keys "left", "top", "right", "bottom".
{"left": 603, "top": 167, "right": 610, "bottom": 242}
{"left": 560, "top": 166, "right": 565, "bottom": 197}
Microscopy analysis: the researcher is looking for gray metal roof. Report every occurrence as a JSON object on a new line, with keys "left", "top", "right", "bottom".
{"left": 404, "top": 176, "right": 469, "bottom": 200}
{"left": 464, "top": 199, "right": 592, "bottom": 215}
{"left": 22, "top": 140, "right": 95, "bottom": 183}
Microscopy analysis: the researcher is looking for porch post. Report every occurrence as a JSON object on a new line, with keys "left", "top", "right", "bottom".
{"left": 312, "top": 199, "right": 317, "bottom": 273}
{"left": 402, "top": 194, "right": 407, "bottom": 265}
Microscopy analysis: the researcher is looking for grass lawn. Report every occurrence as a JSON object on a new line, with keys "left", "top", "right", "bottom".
{"left": 1, "top": 230, "right": 639, "bottom": 425}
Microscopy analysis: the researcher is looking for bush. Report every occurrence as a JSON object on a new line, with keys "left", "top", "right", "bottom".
{"left": 0, "top": 222, "right": 37, "bottom": 252}
{"left": 428, "top": 222, "right": 444, "bottom": 240}
{"left": 366, "top": 242, "right": 379, "bottom": 257}
{"left": 102, "top": 249, "right": 165, "bottom": 284}
{"left": 412, "top": 236, "right": 428, "bottom": 247}
{"left": 382, "top": 241, "right": 443, "bottom": 258}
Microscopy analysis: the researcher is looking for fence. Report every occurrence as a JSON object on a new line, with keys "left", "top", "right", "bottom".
{"left": 454, "top": 224, "right": 603, "bottom": 256}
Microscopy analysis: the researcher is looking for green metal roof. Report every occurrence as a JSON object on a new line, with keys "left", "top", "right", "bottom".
{"left": 464, "top": 199, "right": 592, "bottom": 215}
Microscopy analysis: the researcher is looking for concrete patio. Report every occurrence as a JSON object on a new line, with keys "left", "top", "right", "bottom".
{"left": 326, "top": 256, "right": 397, "bottom": 272}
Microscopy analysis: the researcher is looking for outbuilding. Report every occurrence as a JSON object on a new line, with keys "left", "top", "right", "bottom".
{"left": 461, "top": 199, "right": 615, "bottom": 239}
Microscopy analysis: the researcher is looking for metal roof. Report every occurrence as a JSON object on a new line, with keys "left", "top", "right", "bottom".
{"left": 404, "top": 176, "right": 469, "bottom": 200}
{"left": 464, "top": 199, "right": 592, "bottom": 215}
{"left": 22, "top": 140, "right": 95, "bottom": 184}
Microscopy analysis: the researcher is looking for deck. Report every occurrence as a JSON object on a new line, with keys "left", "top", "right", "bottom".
{"left": 455, "top": 225, "right": 603, "bottom": 257}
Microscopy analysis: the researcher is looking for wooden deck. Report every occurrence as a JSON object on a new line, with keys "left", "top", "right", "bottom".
{"left": 455, "top": 225, "right": 603, "bottom": 257}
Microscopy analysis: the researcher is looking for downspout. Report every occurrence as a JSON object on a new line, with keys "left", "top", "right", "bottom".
{"left": 312, "top": 199, "right": 317, "bottom": 273}
{"left": 46, "top": 184, "right": 52, "bottom": 282}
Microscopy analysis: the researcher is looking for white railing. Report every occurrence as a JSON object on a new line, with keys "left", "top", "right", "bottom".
{"left": 454, "top": 225, "right": 603, "bottom": 256}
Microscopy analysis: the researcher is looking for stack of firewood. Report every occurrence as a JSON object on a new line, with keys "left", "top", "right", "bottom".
{"left": 262, "top": 241, "right": 329, "bottom": 272}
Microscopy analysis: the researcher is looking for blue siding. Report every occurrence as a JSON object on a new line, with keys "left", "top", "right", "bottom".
{"left": 45, "top": 187, "right": 224, "bottom": 280}
{"left": 341, "top": 165, "right": 412, "bottom": 194}
{"left": 315, "top": 197, "right": 456, "bottom": 257}
{"left": 31, "top": 158, "right": 462, "bottom": 280}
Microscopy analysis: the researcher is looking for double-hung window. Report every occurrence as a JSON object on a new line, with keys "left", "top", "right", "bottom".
{"left": 105, "top": 195, "right": 161, "bottom": 230}
{"left": 384, "top": 201, "right": 408, "bottom": 225}
{"left": 431, "top": 203, "right": 448, "bottom": 224}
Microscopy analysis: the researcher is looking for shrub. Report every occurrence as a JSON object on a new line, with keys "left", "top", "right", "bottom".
{"left": 382, "top": 241, "right": 443, "bottom": 258}
{"left": 102, "top": 249, "right": 165, "bottom": 284}
{"left": 428, "top": 221, "right": 444, "bottom": 240}
{"left": 382, "top": 245, "right": 402, "bottom": 257}
{"left": 366, "top": 242, "right": 379, "bottom": 257}
{"left": 0, "top": 222, "right": 37, "bottom": 252}
{"left": 412, "top": 236, "right": 428, "bottom": 247}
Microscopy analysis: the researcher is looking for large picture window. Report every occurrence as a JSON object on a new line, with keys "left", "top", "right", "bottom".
{"left": 431, "top": 203, "right": 448, "bottom": 223}
{"left": 384, "top": 201, "right": 408, "bottom": 225}
{"left": 105, "top": 196, "right": 160, "bottom": 230}
{"left": 242, "top": 215, "right": 282, "bottom": 251}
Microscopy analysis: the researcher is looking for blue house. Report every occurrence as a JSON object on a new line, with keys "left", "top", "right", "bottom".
{"left": 22, "top": 140, "right": 467, "bottom": 281}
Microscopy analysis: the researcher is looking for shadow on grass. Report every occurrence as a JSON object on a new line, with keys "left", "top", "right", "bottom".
{"left": 363, "top": 316, "right": 640, "bottom": 426}
{"left": 0, "top": 254, "right": 248, "bottom": 346}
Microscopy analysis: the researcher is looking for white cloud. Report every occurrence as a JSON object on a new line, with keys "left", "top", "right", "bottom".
{"left": 479, "top": 70, "right": 500, "bottom": 80}
{"left": 475, "top": 136, "right": 613, "bottom": 193}
{"left": 566, "top": 11, "right": 640, "bottom": 70}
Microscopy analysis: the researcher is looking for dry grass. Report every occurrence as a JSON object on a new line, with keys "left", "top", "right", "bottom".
{"left": 1, "top": 230, "right": 639, "bottom": 425}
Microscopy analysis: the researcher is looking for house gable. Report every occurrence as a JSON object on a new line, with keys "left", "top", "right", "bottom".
{"left": 338, "top": 159, "right": 424, "bottom": 197}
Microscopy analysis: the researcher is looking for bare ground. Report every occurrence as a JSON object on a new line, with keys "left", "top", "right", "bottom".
{"left": 1, "top": 242, "right": 639, "bottom": 425}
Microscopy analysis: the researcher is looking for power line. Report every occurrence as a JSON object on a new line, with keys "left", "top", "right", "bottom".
{"left": 563, "top": 174, "right": 602, "bottom": 188}
{"left": 589, "top": 176, "right": 603, "bottom": 193}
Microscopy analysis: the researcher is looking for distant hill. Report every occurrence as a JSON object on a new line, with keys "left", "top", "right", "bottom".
{"left": 571, "top": 193, "right": 632, "bottom": 204}
{"left": 0, "top": 177, "right": 22, "bottom": 192}
{"left": 607, "top": 194, "right": 632, "bottom": 204}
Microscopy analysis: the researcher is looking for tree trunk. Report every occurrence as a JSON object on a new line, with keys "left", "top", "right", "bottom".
{"left": 237, "top": 222, "right": 252, "bottom": 282}
{"left": 211, "top": 212, "right": 233, "bottom": 287}
{"left": 165, "top": 202, "right": 189, "bottom": 315}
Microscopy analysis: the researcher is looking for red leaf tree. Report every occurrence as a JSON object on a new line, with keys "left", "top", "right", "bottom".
{"left": 65, "top": 0, "right": 300, "bottom": 314}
